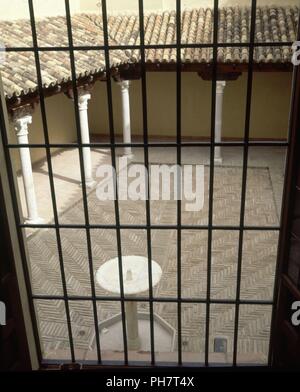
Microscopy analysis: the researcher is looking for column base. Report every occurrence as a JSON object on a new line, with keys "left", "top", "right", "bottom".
{"left": 127, "top": 336, "right": 141, "bottom": 351}
{"left": 123, "top": 153, "right": 134, "bottom": 160}
{"left": 24, "top": 217, "right": 44, "bottom": 225}
{"left": 123, "top": 149, "right": 134, "bottom": 159}
{"left": 83, "top": 180, "right": 96, "bottom": 189}
{"left": 214, "top": 157, "right": 223, "bottom": 165}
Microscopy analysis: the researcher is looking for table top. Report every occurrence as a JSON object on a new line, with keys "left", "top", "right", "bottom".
{"left": 96, "top": 255, "right": 162, "bottom": 295}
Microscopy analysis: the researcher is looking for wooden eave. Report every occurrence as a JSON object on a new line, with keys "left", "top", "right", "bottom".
{"left": 5, "top": 61, "right": 293, "bottom": 112}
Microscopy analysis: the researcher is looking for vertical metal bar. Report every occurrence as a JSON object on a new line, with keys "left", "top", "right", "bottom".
{"left": 205, "top": 0, "right": 219, "bottom": 367}
{"left": 101, "top": 0, "right": 128, "bottom": 364}
{"left": 27, "top": 0, "right": 75, "bottom": 362}
{"left": 175, "top": 0, "right": 182, "bottom": 366}
{"left": 138, "top": 0, "right": 155, "bottom": 365}
{"left": 64, "top": 0, "right": 102, "bottom": 363}
{"left": 232, "top": 0, "right": 257, "bottom": 366}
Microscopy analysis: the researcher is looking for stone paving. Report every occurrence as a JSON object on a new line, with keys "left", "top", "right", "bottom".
{"left": 16, "top": 146, "right": 285, "bottom": 364}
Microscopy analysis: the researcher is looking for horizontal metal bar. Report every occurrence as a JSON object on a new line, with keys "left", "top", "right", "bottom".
{"left": 20, "top": 223, "right": 281, "bottom": 230}
{"left": 243, "top": 141, "right": 289, "bottom": 146}
{"left": 4, "top": 41, "right": 295, "bottom": 53}
{"left": 40, "top": 358, "right": 270, "bottom": 368}
{"left": 6, "top": 141, "right": 289, "bottom": 149}
{"left": 32, "top": 294, "right": 273, "bottom": 305}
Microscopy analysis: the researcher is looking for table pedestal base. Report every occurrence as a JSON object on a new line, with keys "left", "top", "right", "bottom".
{"left": 93, "top": 312, "right": 176, "bottom": 353}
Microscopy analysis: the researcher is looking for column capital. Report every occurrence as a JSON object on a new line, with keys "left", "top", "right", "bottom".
{"left": 66, "top": 86, "right": 93, "bottom": 110}
{"left": 77, "top": 91, "right": 91, "bottom": 111}
{"left": 77, "top": 85, "right": 93, "bottom": 97}
{"left": 118, "top": 80, "right": 130, "bottom": 92}
{"left": 216, "top": 80, "right": 226, "bottom": 94}
{"left": 12, "top": 106, "right": 33, "bottom": 137}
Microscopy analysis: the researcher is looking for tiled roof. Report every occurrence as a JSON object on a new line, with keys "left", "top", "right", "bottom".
{"left": 0, "top": 6, "right": 298, "bottom": 99}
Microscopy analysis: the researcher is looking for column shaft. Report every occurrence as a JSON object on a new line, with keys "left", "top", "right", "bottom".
{"left": 14, "top": 114, "right": 42, "bottom": 224}
{"left": 215, "top": 81, "right": 226, "bottom": 163}
{"left": 119, "top": 81, "right": 133, "bottom": 157}
{"left": 78, "top": 92, "right": 95, "bottom": 188}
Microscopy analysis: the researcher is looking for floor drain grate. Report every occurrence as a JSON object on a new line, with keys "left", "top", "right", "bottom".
{"left": 214, "top": 337, "right": 227, "bottom": 353}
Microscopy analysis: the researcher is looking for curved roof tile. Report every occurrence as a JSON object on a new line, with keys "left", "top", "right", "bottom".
{"left": 0, "top": 6, "right": 298, "bottom": 98}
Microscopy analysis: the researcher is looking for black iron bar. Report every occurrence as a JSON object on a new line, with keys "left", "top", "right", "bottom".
{"left": 138, "top": 0, "right": 155, "bottom": 365}
{"left": 31, "top": 294, "right": 273, "bottom": 306}
{"left": 20, "top": 223, "right": 281, "bottom": 231}
{"left": 64, "top": 0, "right": 102, "bottom": 364}
{"left": 176, "top": 0, "right": 182, "bottom": 366}
{"left": 232, "top": 0, "right": 257, "bottom": 367}
{"left": 205, "top": 0, "right": 219, "bottom": 367}
{"left": 101, "top": 0, "right": 128, "bottom": 364}
{"left": 7, "top": 141, "right": 290, "bottom": 149}
{"left": 27, "top": 0, "right": 75, "bottom": 362}
{"left": 4, "top": 41, "right": 295, "bottom": 53}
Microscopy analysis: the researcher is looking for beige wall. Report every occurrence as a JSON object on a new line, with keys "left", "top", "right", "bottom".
{"left": 100, "top": 0, "right": 300, "bottom": 13}
{"left": 8, "top": 71, "right": 292, "bottom": 171}
{"left": 88, "top": 72, "right": 292, "bottom": 141}
{"left": 165, "top": 0, "right": 300, "bottom": 9}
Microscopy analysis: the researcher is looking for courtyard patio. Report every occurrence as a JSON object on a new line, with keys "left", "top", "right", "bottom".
{"left": 15, "top": 144, "right": 285, "bottom": 364}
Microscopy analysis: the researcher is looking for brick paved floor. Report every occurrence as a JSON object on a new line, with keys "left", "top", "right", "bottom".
{"left": 16, "top": 146, "right": 285, "bottom": 364}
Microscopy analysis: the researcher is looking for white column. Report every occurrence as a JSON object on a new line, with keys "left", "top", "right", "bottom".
{"left": 118, "top": 80, "right": 133, "bottom": 158}
{"left": 215, "top": 81, "right": 226, "bottom": 164}
{"left": 77, "top": 91, "right": 95, "bottom": 188}
{"left": 13, "top": 112, "right": 43, "bottom": 224}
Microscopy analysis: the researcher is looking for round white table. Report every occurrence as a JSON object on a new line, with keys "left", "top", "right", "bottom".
{"left": 96, "top": 255, "right": 162, "bottom": 350}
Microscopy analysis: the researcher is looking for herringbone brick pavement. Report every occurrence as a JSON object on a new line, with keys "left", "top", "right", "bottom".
{"left": 27, "top": 165, "right": 279, "bottom": 364}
